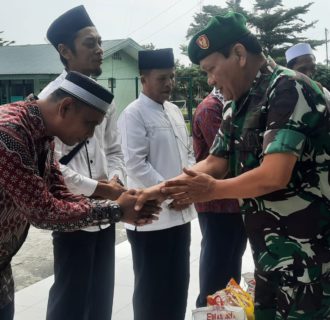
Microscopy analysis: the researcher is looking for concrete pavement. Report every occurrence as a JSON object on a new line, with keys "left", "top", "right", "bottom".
{"left": 14, "top": 218, "right": 254, "bottom": 320}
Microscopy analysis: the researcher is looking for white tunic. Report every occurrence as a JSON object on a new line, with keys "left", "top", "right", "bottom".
{"left": 118, "top": 92, "right": 197, "bottom": 231}
{"left": 39, "top": 70, "right": 126, "bottom": 231}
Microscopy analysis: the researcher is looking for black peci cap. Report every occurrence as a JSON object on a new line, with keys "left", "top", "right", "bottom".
{"left": 60, "top": 71, "right": 113, "bottom": 113}
{"left": 138, "top": 48, "right": 175, "bottom": 70}
{"left": 47, "top": 5, "right": 94, "bottom": 50}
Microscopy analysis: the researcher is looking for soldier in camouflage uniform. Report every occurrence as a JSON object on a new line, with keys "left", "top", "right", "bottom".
{"left": 134, "top": 12, "right": 330, "bottom": 320}
{"left": 207, "top": 56, "right": 330, "bottom": 319}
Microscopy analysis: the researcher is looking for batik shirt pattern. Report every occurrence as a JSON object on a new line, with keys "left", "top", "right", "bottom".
{"left": 192, "top": 92, "right": 239, "bottom": 213}
{"left": 210, "top": 59, "right": 330, "bottom": 273}
{"left": 0, "top": 102, "right": 114, "bottom": 308}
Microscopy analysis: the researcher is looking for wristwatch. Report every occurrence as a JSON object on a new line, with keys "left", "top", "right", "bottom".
{"left": 109, "top": 203, "right": 123, "bottom": 223}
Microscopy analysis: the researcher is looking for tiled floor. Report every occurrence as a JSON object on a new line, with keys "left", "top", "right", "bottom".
{"left": 14, "top": 218, "right": 254, "bottom": 320}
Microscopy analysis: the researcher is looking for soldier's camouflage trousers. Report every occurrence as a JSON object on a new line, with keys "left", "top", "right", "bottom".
{"left": 254, "top": 262, "right": 330, "bottom": 320}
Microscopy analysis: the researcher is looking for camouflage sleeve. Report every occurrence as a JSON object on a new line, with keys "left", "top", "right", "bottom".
{"left": 209, "top": 101, "right": 232, "bottom": 159}
{"left": 263, "top": 77, "right": 319, "bottom": 157}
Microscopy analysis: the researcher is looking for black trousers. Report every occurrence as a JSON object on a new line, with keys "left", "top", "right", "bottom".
{"left": 0, "top": 301, "right": 14, "bottom": 320}
{"left": 196, "top": 212, "right": 247, "bottom": 307}
{"left": 46, "top": 224, "right": 115, "bottom": 320}
{"left": 127, "top": 223, "right": 191, "bottom": 320}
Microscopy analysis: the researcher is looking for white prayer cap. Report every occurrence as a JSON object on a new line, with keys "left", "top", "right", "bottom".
{"left": 59, "top": 71, "right": 113, "bottom": 114}
{"left": 285, "top": 43, "right": 314, "bottom": 64}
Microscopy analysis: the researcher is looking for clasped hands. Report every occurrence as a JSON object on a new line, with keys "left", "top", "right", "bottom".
{"left": 134, "top": 167, "right": 217, "bottom": 211}
{"left": 98, "top": 168, "right": 216, "bottom": 226}
{"left": 95, "top": 176, "right": 161, "bottom": 227}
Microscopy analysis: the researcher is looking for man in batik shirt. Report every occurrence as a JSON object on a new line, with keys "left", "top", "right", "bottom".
{"left": 136, "top": 12, "right": 330, "bottom": 320}
{"left": 0, "top": 71, "right": 157, "bottom": 320}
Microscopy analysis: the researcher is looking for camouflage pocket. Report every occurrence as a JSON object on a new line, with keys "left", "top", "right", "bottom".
{"left": 236, "top": 129, "right": 263, "bottom": 169}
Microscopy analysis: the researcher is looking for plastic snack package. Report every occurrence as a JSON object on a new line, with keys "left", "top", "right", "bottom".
{"left": 242, "top": 272, "right": 255, "bottom": 301}
{"left": 206, "top": 279, "right": 254, "bottom": 320}
{"left": 192, "top": 305, "right": 247, "bottom": 320}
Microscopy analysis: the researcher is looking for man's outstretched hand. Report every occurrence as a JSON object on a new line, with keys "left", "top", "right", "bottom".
{"left": 133, "top": 167, "right": 217, "bottom": 211}
{"left": 161, "top": 167, "right": 217, "bottom": 204}
{"left": 134, "top": 184, "right": 168, "bottom": 211}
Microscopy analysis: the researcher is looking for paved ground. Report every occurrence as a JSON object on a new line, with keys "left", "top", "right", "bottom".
{"left": 12, "top": 223, "right": 127, "bottom": 291}
{"left": 14, "top": 219, "right": 255, "bottom": 320}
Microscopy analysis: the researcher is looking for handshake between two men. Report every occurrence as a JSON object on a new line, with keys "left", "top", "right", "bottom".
{"left": 100, "top": 167, "right": 216, "bottom": 227}
{"left": 133, "top": 167, "right": 217, "bottom": 216}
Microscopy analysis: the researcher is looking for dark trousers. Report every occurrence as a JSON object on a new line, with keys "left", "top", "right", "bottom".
{"left": 196, "top": 212, "right": 247, "bottom": 307}
{"left": 127, "top": 223, "right": 191, "bottom": 320}
{"left": 46, "top": 224, "right": 115, "bottom": 320}
{"left": 0, "top": 301, "right": 14, "bottom": 320}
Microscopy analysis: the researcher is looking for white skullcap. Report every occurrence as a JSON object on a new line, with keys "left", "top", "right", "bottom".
{"left": 285, "top": 43, "right": 314, "bottom": 64}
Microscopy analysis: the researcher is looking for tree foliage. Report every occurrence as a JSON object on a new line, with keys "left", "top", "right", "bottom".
{"left": 249, "top": 0, "right": 323, "bottom": 64}
{"left": 186, "top": 1, "right": 248, "bottom": 39}
{"left": 186, "top": 5, "right": 228, "bottom": 39}
{"left": 186, "top": 0, "right": 323, "bottom": 63}
{"left": 314, "top": 64, "right": 330, "bottom": 90}
{"left": 176, "top": 0, "right": 326, "bottom": 102}
{"left": 0, "top": 31, "right": 14, "bottom": 46}
{"left": 172, "top": 61, "right": 210, "bottom": 103}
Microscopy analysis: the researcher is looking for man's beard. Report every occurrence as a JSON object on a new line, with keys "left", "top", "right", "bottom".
{"left": 91, "top": 66, "right": 102, "bottom": 77}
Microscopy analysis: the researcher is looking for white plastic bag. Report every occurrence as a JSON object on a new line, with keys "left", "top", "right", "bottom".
{"left": 192, "top": 305, "right": 246, "bottom": 320}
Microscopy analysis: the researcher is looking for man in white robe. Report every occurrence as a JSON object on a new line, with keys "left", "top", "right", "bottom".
{"left": 118, "top": 48, "right": 196, "bottom": 320}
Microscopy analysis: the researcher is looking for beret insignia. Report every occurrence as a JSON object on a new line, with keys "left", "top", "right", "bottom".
{"left": 196, "top": 35, "right": 209, "bottom": 50}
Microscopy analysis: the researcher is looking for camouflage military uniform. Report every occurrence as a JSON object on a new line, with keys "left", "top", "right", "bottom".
{"left": 210, "top": 58, "right": 330, "bottom": 319}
